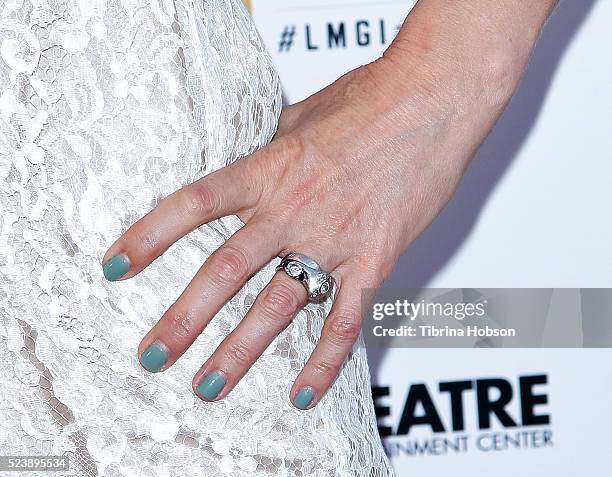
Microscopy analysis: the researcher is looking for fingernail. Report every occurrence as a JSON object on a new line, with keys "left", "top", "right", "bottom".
{"left": 292, "top": 387, "right": 315, "bottom": 410}
{"left": 103, "top": 254, "right": 130, "bottom": 281}
{"left": 140, "top": 342, "right": 168, "bottom": 373}
{"left": 196, "top": 372, "right": 226, "bottom": 401}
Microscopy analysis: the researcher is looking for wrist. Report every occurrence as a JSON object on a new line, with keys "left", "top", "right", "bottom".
{"left": 375, "top": 1, "right": 557, "bottom": 116}
{"left": 377, "top": 40, "right": 520, "bottom": 117}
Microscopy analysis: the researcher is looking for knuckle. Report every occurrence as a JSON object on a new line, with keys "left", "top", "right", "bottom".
{"left": 311, "top": 359, "right": 338, "bottom": 379}
{"left": 165, "top": 309, "right": 198, "bottom": 341}
{"left": 224, "top": 340, "right": 253, "bottom": 366}
{"left": 208, "top": 246, "right": 251, "bottom": 288}
{"left": 178, "top": 181, "right": 221, "bottom": 219}
{"left": 133, "top": 227, "right": 160, "bottom": 257}
{"left": 260, "top": 282, "right": 301, "bottom": 322}
{"left": 324, "top": 315, "right": 362, "bottom": 345}
{"left": 257, "top": 135, "right": 306, "bottom": 185}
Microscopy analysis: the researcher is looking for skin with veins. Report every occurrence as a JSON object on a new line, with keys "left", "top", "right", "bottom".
{"left": 102, "top": 0, "right": 558, "bottom": 409}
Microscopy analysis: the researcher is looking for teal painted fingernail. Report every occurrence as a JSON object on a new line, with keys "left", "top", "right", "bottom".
{"left": 196, "top": 372, "right": 226, "bottom": 401}
{"left": 140, "top": 342, "right": 168, "bottom": 373}
{"left": 292, "top": 387, "right": 315, "bottom": 410}
{"left": 103, "top": 254, "right": 130, "bottom": 281}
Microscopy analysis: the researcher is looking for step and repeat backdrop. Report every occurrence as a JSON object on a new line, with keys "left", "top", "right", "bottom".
{"left": 246, "top": 1, "right": 612, "bottom": 475}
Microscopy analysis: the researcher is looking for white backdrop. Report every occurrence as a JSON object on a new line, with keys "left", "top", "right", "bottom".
{"left": 249, "top": 0, "right": 612, "bottom": 475}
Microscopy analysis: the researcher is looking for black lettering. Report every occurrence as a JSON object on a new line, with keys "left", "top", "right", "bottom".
{"left": 476, "top": 378, "right": 517, "bottom": 429}
{"left": 372, "top": 386, "right": 393, "bottom": 437}
{"left": 327, "top": 22, "right": 346, "bottom": 48}
{"left": 356, "top": 20, "right": 370, "bottom": 46}
{"left": 305, "top": 25, "right": 319, "bottom": 50}
{"left": 520, "top": 374, "right": 550, "bottom": 426}
{"left": 439, "top": 380, "right": 473, "bottom": 432}
{"left": 397, "top": 383, "right": 445, "bottom": 435}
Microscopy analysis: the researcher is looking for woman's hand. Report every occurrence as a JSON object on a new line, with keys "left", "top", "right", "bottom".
{"left": 101, "top": 0, "right": 556, "bottom": 409}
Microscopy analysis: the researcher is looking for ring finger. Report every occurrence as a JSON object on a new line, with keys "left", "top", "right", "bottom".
{"left": 191, "top": 247, "right": 342, "bottom": 402}
{"left": 191, "top": 272, "right": 309, "bottom": 401}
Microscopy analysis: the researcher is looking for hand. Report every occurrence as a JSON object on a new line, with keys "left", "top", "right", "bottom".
{"left": 101, "top": 0, "right": 556, "bottom": 409}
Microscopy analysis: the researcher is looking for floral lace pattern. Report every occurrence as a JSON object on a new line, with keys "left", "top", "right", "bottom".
{"left": 0, "top": 1, "right": 392, "bottom": 475}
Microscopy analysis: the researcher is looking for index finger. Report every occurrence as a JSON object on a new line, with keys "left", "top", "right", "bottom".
{"left": 101, "top": 157, "right": 261, "bottom": 281}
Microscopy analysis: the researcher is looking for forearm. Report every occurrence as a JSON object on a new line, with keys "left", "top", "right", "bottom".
{"left": 379, "top": 0, "right": 558, "bottom": 112}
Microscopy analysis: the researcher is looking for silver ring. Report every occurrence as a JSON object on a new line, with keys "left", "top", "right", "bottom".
{"left": 276, "top": 253, "right": 335, "bottom": 303}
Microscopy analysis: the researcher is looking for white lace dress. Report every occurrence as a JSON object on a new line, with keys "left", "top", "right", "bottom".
{"left": 0, "top": 1, "right": 392, "bottom": 475}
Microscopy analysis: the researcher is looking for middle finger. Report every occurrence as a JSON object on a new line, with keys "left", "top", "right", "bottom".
{"left": 137, "top": 217, "right": 282, "bottom": 373}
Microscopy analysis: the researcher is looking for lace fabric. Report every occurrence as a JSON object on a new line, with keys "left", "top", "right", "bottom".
{"left": 0, "top": 1, "right": 393, "bottom": 475}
